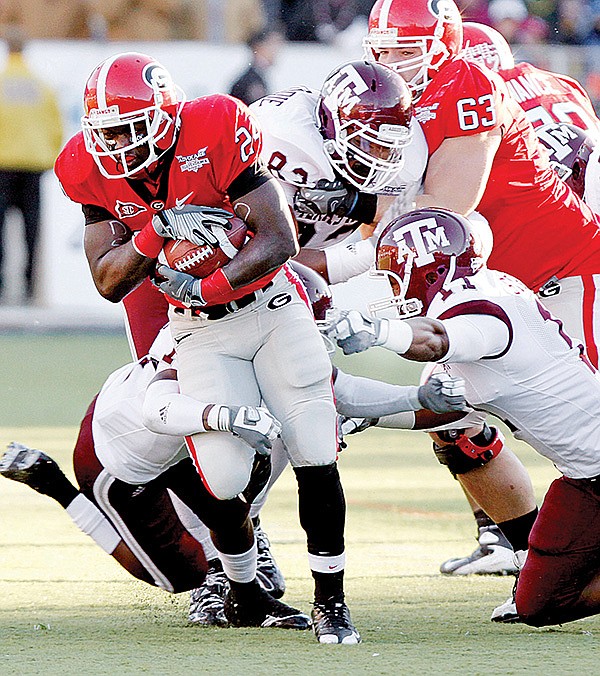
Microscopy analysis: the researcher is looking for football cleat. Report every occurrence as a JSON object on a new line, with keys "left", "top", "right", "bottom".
{"left": 311, "top": 599, "right": 361, "bottom": 644}
{"left": 490, "top": 595, "right": 521, "bottom": 623}
{"left": 254, "top": 522, "right": 286, "bottom": 599}
{"left": 0, "top": 442, "right": 66, "bottom": 494}
{"left": 491, "top": 549, "right": 527, "bottom": 623}
{"left": 188, "top": 559, "right": 229, "bottom": 627}
{"left": 224, "top": 583, "right": 310, "bottom": 629}
{"left": 440, "top": 525, "right": 518, "bottom": 576}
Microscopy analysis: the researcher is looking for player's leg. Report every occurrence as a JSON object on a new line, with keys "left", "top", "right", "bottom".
{"left": 164, "top": 320, "right": 310, "bottom": 629}
{"left": 432, "top": 427, "right": 538, "bottom": 562}
{"left": 16, "top": 170, "right": 41, "bottom": 299}
{"left": 539, "top": 274, "right": 600, "bottom": 369}
{"left": 515, "top": 476, "right": 600, "bottom": 626}
{"left": 254, "top": 285, "right": 360, "bottom": 644}
{"left": 121, "top": 277, "right": 169, "bottom": 359}
{"left": 0, "top": 169, "right": 14, "bottom": 296}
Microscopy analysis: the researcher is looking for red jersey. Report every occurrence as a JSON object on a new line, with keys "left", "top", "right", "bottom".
{"left": 415, "top": 57, "right": 600, "bottom": 291}
{"left": 55, "top": 94, "right": 279, "bottom": 304}
{"left": 499, "top": 62, "right": 600, "bottom": 135}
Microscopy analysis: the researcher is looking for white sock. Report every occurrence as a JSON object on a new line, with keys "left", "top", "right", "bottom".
{"left": 308, "top": 552, "right": 345, "bottom": 574}
{"left": 219, "top": 542, "right": 258, "bottom": 583}
{"left": 66, "top": 493, "right": 121, "bottom": 554}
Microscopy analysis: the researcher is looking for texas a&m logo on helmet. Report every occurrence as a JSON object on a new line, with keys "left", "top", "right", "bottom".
{"left": 369, "top": 208, "right": 490, "bottom": 317}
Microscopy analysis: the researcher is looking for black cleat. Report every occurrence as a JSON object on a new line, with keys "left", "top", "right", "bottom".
{"left": 224, "top": 583, "right": 310, "bottom": 629}
{"left": 0, "top": 442, "right": 66, "bottom": 495}
{"left": 254, "top": 523, "right": 286, "bottom": 599}
{"left": 311, "top": 599, "right": 361, "bottom": 644}
{"left": 188, "top": 559, "right": 229, "bottom": 627}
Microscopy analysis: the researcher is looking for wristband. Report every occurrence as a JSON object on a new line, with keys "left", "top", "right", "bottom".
{"left": 376, "top": 318, "right": 414, "bottom": 354}
{"left": 325, "top": 237, "right": 375, "bottom": 285}
{"left": 199, "top": 268, "right": 235, "bottom": 304}
{"left": 204, "top": 404, "right": 230, "bottom": 432}
{"left": 132, "top": 222, "right": 165, "bottom": 258}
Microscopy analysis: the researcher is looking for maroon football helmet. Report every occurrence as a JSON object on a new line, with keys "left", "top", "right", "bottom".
{"left": 317, "top": 60, "right": 414, "bottom": 193}
{"left": 535, "top": 122, "right": 593, "bottom": 197}
{"left": 288, "top": 261, "right": 333, "bottom": 321}
{"left": 369, "top": 208, "right": 490, "bottom": 317}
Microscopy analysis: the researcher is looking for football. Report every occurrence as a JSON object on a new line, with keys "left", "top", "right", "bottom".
{"left": 161, "top": 215, "right": 248, "bottom": 279}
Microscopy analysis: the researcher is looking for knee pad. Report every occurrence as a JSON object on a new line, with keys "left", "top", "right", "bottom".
{"left": 434, "top": 424, "right": 504, "bottom": 477}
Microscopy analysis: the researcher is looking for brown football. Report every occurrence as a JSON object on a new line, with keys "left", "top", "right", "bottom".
{"left": 162, "top": 216, "right": 248, "bottom": 279}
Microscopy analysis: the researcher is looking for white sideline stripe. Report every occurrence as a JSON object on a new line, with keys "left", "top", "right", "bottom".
{"left": 93, "top": 470, "right": 174, "bottom": 593}
{"left": 96, "top": 54, "right": 121, "bottom": 110}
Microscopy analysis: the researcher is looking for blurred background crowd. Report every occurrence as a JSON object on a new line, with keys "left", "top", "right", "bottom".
{"left": 0, "top": 0, "right": 597, "bottom": 310}
{"left": 1, "top": 0, "right": 599, "bottom": 45}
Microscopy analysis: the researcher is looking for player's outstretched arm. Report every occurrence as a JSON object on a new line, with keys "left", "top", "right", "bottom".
{"left": 142, "top": 370, "right": 281, "bottom": 455}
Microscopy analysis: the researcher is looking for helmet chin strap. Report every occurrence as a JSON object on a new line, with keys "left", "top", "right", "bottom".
{"left": 441, "top": 255, "right": 457, "bottom": 294}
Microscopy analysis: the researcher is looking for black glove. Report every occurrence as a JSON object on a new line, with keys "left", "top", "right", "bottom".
{"left": 293, "top": 179, "right": 359, "bottom": 218}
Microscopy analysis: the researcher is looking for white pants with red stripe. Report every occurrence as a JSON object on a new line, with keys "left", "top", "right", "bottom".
{"left": 539, "top": 274, "right": 600, "bottom": 368}
{"left": 169, "top": 268, "right": 337, "bottom": 500}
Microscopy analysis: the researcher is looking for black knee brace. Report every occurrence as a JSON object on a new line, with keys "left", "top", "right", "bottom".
{"left": 434, "top": 424, "right": 504, "bottom": 477}
{"left": 294, "top": 463, "right": 345, "bottom": 557}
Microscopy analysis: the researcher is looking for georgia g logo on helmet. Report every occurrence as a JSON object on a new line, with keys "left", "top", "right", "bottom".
{"left": 428, "top": 0, "right": 461, "bottom": 23}
{"left": 142, "top": 63, "right": 173, "bottom": 105}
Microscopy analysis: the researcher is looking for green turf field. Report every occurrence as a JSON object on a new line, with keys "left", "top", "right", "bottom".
{"left": 1, "top": 334, "right": 598, "bottom": 674}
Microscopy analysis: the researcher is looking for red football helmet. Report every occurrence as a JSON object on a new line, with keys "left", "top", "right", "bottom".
{"left": 461, "top": 22, "right": 515, "bottom": 72}
{"left": 535, "top": 122, "right": 593, "bottom": 197}
{"left": 363, "top": 0, "right": 463, "bottom": 98}
{"left": 318, "top": 60, "right": 414, "bottom": 193}
{"left": 369, "top": 208, "right": 490, "bottom": 317}
{"left": 81, "top": 52, "right": 184, "bottom": 179}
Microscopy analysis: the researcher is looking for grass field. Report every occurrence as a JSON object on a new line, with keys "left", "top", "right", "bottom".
{"left": 1, "top": 334, "right": 599, "bottom": 675}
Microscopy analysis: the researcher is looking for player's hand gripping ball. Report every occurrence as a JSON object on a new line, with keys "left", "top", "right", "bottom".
{"left": 159, "top": 206, "right": 248, "bottom": 279}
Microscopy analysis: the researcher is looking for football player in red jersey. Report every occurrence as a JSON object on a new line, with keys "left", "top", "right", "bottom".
{"left": 55, "top": 52, "right": 360, "bottom": 643}
{"left": 461, "top": 21, "right": 600, "bottom": 137}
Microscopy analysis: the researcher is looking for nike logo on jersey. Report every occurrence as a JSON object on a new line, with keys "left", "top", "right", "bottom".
{"left": 174, "top": 332, "right": 193, "bottom": 345}
{"left": 175, "top": 192, "right": 194, "bottom": 209}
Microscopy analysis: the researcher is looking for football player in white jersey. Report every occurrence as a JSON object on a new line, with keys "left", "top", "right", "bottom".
{"left": 326, "top": 208, "right": 600, "bottom": 627}
{"left": 0, "top": 324, "right": 311, "bottom": 630}
{"left": 1, "top": 266, "right": 468, "bottom": 628}
{"left": 250, "top": 59, "right": 428, "bottom": 285}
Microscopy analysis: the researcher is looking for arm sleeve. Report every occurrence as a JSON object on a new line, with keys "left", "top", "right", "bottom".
{"left": 142, "top": 378, "right": 210, "bottom": 436}
{"left": 440, "top": 314, "right": 510, "bottom": 363}
{"left": 334, "top": 368, "right": 421, "bottom": 417}
{"left": 324, "top": 235, "right": 376, "bottom": 284}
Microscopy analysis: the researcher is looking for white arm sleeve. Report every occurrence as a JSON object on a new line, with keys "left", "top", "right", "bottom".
{"left": 374, "top": 411, "right": 416, "bottom": 429}
{"left": 324, "top": 236, "right": 376, "bottom": 284}
{"left": 334, "top": 368, "right": 421, "bottom": 417}
{"left": 142, "top": 378, "right": 211, "bottom": 436}
{"left": 440, "top": 314, "right": 510, "bottom": 363}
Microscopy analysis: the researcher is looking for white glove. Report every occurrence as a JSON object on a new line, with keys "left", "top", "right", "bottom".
{"left": 152, "top": 205, "right": 236, "bottom": 246}
{"left": 228, "top": 406, "right": 282, "bottom": 456}
{"left": 417, "top": 373, "right": 467, "bottom": 414}
{"left": 326, "top": 309, "right": 382, "bottom": 355}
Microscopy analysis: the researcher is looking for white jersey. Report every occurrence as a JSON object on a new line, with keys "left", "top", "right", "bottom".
{"left": 250, "top": 87, "right": 428, "bottom": 249}
{"left": 429, "top": 269, "right": 600, "bottom": 479}
{"left": 92, "top": 326, "right": 186, "bottom": 485}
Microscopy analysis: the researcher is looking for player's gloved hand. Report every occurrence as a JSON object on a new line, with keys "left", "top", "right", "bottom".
{"left": 154, "top": 264, "right": 207, "bottom": 308}
{"left": 228, "top": 406, "right": 282, "bottom": 456}
{"left": 152, "top": 205, "right": 235, "bottom": 246}
{"left": 326, "top": 309, "right": 382, "bottom": 355}
{"left": 294, "top": 179, "right": 359, "bottom": 218}
{"left": 417, "top": 373, "right": 468, "bottom": 414}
